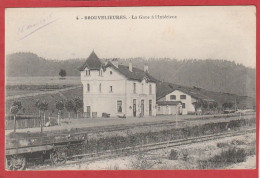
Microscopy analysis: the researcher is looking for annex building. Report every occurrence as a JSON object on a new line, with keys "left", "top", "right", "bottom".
{"left": 157, "top": 88, "right": 215, "bottom": 115}
{"left": 79, "top": 51, "right": 157, "bottom": 118}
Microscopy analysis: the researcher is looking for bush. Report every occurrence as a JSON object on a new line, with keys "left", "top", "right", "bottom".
{"left": 231, "top": 139, "right": 246, "bottom": 145}
{"left": 198, "top": 147, "right": 247, "bottom": 169}
{"left": 80, "top": 118, "right": 255, "bottom": 155}
{"left": 169, "top": 149, "right": 178, "bottom": 160}
{"left": 187, "top": 111, "right": 196, "bottom": 115}
{"left": 213, "top": 147, "right": 246, "bottom": 163}
{"left": 180, "top": 149, "right": 189, "bottom": 161}
{"left": 216, "top": 142, "right": 229, "bottom": 148}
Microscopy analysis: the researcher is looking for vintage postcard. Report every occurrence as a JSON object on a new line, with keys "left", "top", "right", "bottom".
{"left": 4, "top": 6, "right": 256, "bottom": 171}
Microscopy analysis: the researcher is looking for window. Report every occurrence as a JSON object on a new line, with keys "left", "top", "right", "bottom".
{"left": 110, "top": 86, "right": 113, "bottom": 92}
{"left": 110, "top": 71, "right": 113, "bottom": 75}
{"left": 180, "top": 95, "right": 186, "bottom": 99}
{"left": 182, "top": 103, "right": 186, "bottom": 108}
{"left": 170, "top": 95, "right": 176, "bottom": 100}
{"left": 117, "top": 100, "right": 122, "bottom": 113}
{"left": 99, "top": 69, "right": 103, "bottom": 76}
{"left": 149, "top": 84, "right": 152, "bottom": 94}
{"left": 158, "top": 106, "right": 160, "bottom": 111}
{"left": 133, "top": 83, "right": 136, "bottom": 93}
{"left": 87, "top": 84, "right": 90, "bottom": 92}
{"left": 86, "top": 70, "right": 91, "bottom": 76}
{"left": 142, "top": 83, "right": 144, "bottom": 93}
{"left": 99, "top": 83, "right": 102, "bottom": 92}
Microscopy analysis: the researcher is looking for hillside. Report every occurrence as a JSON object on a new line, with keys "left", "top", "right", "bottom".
{"left": 6, "top": 52, "right": 256, "bottom": 98}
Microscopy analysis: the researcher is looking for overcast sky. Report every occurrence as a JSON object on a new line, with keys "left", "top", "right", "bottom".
{"left": 5, "top": 6, "right": 256, "bottom": 68}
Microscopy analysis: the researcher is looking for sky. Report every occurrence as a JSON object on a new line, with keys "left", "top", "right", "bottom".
{"left": 5, "top": 6, "right": 256, "bottom": 68}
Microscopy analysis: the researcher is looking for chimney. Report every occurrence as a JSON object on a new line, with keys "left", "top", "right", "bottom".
{"left": 144, "top": 63, "right": 149, "bottom": 73}
{"left": 104, "top": 59, "right": 109, "bottom": 66}
{"left": 111, "top": 58, "right": 119, "bottom": 68}
{"left": 129, "top": 61, "right": 133, "bottom": 72}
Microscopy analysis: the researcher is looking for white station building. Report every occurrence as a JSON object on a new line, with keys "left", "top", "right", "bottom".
{"left": 79, "top": 51, "right": 157, "bottom": 118}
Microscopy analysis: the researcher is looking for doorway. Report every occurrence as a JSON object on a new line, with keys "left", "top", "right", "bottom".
{"left": 141, "top": 100, "right": 144, "bottom": 117}
{"left": 86, "top": 106, "right": 91, "bottom": 118}
{"left": 133, "top": 99, "right": 136, "bottom": 117}
{"left": 149, "top": 100, "right": 152, "bottom": 116}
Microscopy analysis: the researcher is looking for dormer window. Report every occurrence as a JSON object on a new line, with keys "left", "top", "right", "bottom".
{"left": 110, "top": 71, "right": 113, "bottom": 75}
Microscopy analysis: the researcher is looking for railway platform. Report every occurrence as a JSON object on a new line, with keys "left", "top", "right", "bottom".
{"left": 5, "top": 113, "right": 255, "bottom": 136}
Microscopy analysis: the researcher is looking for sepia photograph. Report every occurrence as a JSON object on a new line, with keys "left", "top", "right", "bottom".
{"left": 4, "top": 6, "right": 256, "bottom": 170}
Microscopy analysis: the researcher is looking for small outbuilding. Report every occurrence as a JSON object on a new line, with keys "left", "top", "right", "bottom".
{"left": 156, "top": 101, "right": 182, "bottom": 115}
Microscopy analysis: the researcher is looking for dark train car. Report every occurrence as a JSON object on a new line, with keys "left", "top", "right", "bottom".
{"left": 5, "top": 131, "right": 87, "bottom": 170}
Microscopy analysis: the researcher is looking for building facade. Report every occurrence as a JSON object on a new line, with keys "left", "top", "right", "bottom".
{"left": 157, "top": 88, "right": 215, "bottom": 115}
{"left": 79, "top": 52, "right": 157, "bottom": 118}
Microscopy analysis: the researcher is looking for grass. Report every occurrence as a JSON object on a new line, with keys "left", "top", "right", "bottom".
{"left": 6, "top": 76, "right": 81, "bottom": 86}
{"left": 130, "top": 151, "right": 157, "bottom": 170}
{"left": 5, "top": 86, "right": 83, "bottom": 118}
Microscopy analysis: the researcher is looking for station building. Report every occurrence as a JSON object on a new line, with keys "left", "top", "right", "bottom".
{"left": 79, "top": 51, "right": 157, "bottom": 118}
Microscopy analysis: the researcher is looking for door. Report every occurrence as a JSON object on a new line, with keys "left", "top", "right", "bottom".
{"left": 86, "top": 106, "right": 91, "bottom": 118}
{"left": 141, "top": 100, "right": 144, "bottom": 117}
{"left": 149, "top": 100, "right": 152, "bottom": 116}
{"left": 133, "top": 99, "right": 136, "bottom": 117}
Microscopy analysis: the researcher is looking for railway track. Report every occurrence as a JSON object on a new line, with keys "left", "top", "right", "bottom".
{"left": 16, "top": 113, "right": 255, "bottom": 140}
{"left": 28, "top": 128, "right": 256, "bottom": 170}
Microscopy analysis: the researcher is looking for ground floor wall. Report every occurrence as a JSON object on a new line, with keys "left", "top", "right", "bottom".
{"left": 157, "top": 105, "right": 180, "bottom": 115}
{"left": 83, "top": 94, "right": 156, "bottom": 118}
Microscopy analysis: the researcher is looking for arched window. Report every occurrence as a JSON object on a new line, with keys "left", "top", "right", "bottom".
{"left": 133, "top": 83, "right": 136, "bottom": 93}
{"left": 87, "top": 84, "right": 90, "bottom": 92}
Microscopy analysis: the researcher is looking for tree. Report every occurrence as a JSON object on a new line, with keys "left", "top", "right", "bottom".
{"left": 56, "top": 101, "right": 65, "bottom": 125}
{"left": 59, "top": 69, "right": 67, "bottom": 78}
{"left": 11, "top": 101, "right": 22, "bottom": 133}
{"left": 209, "top": 102, "right": 214, "bottom": 109}
{"left": 65, "top": 99, "right": 75, "bottom": 120}
{"left": 74, "top": 98, "right": 83, "bottom": 119}
{"left": 35, "top": 100, "right": 41, "bottom": 116}
{"left": 35, "top": 100, "right": 48, "bottom": 132}
{"left": 222, "top": 102, "right": 233, "bottom": 109}
{"left": 201, "top": 100, "right": 208, "bottom": 109}
{"left": 213, "top": 102, "right": 218, "bottom": 108}
{"left": 194, "top": 100, "right": 202, "bottom": 110}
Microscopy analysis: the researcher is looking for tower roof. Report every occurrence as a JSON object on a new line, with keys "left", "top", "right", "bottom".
{"left": 78, "top": 51, "right": 103, "bottom": 71}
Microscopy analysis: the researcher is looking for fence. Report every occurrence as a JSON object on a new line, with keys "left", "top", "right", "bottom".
{"left": 5, "top": 115, "right": 57, "bottom": 130}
